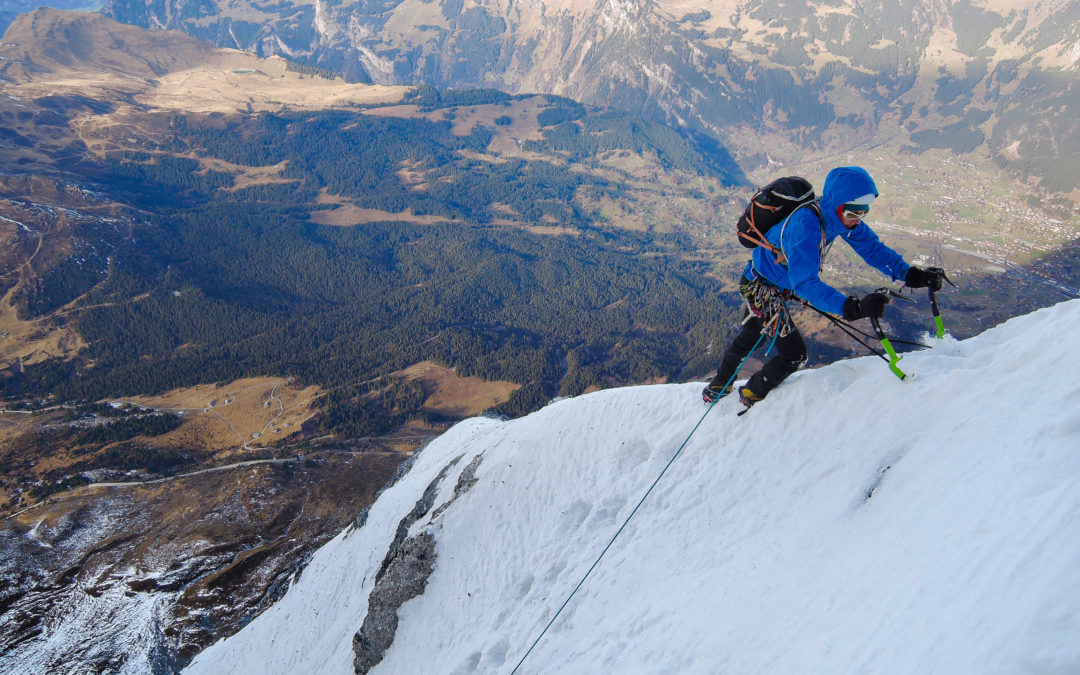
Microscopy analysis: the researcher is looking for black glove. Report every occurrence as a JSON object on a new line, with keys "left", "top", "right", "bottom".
{"left": 843, "top": 292, "right": 889, "bottom": 320}
{"left": 905, "top": 266, "right": 945, "bottom": 291}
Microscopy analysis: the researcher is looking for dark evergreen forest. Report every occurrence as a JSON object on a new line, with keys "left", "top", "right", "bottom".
{"left": 7, "top": 100, "right": 743, "bottom": 435}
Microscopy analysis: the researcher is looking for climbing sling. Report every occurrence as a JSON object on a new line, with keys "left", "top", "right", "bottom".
{"left": 740, "top": 275, "right": 797, "bottom": 344}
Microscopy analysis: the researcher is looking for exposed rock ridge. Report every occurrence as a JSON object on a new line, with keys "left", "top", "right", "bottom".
{"left": 351, "top": 532, "right": 435, "bottom": 674}
{"left": 351, "top": 450, "right": 484, "bottom": 674}
{"left": 430, "top": 453, "right": 483, "bottom": 521}
{"left": 374, "top": 453, "right": 462, "bottom": 584}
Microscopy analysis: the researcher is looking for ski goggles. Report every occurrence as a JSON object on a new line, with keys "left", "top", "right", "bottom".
{"left": 841, "top": 204, "right": 870, "bottom": 221}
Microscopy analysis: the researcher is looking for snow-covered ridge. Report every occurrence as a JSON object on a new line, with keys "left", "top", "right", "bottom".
{"left": 188, "top": 300, "right": 1080, "bottom": 675}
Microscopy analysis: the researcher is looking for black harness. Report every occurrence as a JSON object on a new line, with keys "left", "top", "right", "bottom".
{"left": 739, "top": 275, "right": 797, "bottom": 338}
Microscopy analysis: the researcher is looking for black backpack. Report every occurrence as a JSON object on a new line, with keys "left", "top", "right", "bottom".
{"left": 736, "top": 176, "right": 819, "bottom": 263}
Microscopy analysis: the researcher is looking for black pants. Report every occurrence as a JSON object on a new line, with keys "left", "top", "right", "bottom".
{"left": 708, "top": 307, "right": 808, "bottom": 400}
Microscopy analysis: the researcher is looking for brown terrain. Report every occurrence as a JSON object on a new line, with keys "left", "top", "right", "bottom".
{"left": 0, "top": 10, "right": 526, "bottom": 671}
{"left": 0, "top": 8, "right": 408, "bottom": 116}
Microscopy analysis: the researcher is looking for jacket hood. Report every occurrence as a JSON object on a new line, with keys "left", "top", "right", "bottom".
{"left": 820, "top": 166, "right": 879, "bottom": 218}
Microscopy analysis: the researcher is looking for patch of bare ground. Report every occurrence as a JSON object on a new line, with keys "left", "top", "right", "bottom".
{"left": 0, "top": 298, "right": 87, "bottom": 367}
{"left": 397, "top": 361, "right": 519, "bottom": 417}
{"left": 0, "top": 409, "right": 44, "bottom": 469}
{"left": 310, "top": 204, "right": 454, "bottom": 227}
{"left": 196, "top": 158, "right": 297, "bottom": 190}
{"left": 314, "top": 188, "right": 351, "bottom": 205}
{"left": 521, "top": 224, "right": 581, "bottom": 236}
{"left": 396, "top": 159, "right": 430, "bottom": 191}
{"left": 146, "top": 62, "right": 407, "bottom": 115}
{"left": 122, "top": 377, "right": 321, "bottom": 456}
{"left": 0, "top": 10, "right": 410, "bottom": 125}
{"left": 355, "top": 104, "right": 430, "bottom": 121}
{"left": 357, "top": 95, "right": 551, "bottom": 146}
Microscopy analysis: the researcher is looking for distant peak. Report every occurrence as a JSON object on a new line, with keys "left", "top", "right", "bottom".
{"left": 1, "top": 8, "right": 214, "bottom": 81}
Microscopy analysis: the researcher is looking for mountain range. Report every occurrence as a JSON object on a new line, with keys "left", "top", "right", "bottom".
{"left": 100, "top": 0, "right": 1080, "bottom": 194}
{"left": 0, "top": 1, "right": 102, "bottom": 36}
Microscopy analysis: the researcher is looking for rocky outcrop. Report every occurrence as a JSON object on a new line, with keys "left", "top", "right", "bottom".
{"left": 0, "top": 453, "right": 403, "bottom": 675}
{"left": 351, "top": 531, "right": 436, "bottom": 674}
{"left": 431, "top": 453, "right": 482, "bottom": 521}
{"left": 351, "top": 452, "right": 484, "bottom": 673}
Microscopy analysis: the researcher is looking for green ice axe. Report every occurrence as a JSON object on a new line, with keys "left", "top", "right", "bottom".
{"left": 871, "top": 314, "right": 908, "bottom": 380}
{"left": 870, "top": 288, "right": 911, "bottom": 381}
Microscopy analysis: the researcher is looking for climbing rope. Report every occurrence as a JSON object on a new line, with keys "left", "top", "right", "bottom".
{"left": 512, "top": 281, "right": 953, "bottom": 670}
{"left": 509, "top": 328, "right": 770, "bottom": 674}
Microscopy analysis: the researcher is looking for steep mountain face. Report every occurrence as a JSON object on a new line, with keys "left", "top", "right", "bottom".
{"left": 0, "top": 14, "right": 752, "bottom": 671}
{"left": 185, "top": 299, "right": 1080, "bottom": 674}
{"left": 99, "top": 0, "right": 1080, "bottom": 191}
{"left": 0, "top": 453, "right": 403, "bottom": 674}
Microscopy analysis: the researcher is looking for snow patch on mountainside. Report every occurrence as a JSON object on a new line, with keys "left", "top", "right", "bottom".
{"left": 188, "top": 299, "right": 1080, "bottom": 674}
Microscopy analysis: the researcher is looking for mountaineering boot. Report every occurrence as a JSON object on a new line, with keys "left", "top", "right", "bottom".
{"left": 701, "top": 384, "right": 732, "bottom": 404}
{"left": 738, "top": 385, "right": 764, "bottom": 410}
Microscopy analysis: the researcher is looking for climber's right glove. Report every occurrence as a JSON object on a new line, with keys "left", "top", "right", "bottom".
{"left": 843, "top": 292, "right": 889, "bottom": 321}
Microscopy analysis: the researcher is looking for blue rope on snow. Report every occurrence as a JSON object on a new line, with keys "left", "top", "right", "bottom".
{"left": 509, "top": 328, "right": 770, "bottom": 674}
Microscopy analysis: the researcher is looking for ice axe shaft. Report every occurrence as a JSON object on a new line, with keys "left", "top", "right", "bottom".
{"left": 871, "top": 288, "right": 908, "bottom": 380}
{"left": 924, "top": 267, "right": 955, "bottom": 339}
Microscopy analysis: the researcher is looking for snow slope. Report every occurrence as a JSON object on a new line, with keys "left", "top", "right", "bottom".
{"left": 187, "top": 300, "right": 1080, "bottom": 675}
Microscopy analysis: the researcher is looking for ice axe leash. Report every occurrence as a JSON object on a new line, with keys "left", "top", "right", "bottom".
{"left": 801, "top": 292, "right": 919, "bottom": 368}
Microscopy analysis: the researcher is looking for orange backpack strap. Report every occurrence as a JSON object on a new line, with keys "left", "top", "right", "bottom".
{"left": 737, "top": 199, "right": 784, "bottom": 261}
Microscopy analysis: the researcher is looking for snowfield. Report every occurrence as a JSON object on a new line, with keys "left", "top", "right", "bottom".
{"left": 187, "top": 299, "right": 1080, "bottom": 675}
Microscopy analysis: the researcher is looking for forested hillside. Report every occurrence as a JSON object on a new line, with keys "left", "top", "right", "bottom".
{"left": 4, "top": 98, "right": 745, "bottom": 438}
{"left": 1, "top": 79, "right": 755, "bottom": 659}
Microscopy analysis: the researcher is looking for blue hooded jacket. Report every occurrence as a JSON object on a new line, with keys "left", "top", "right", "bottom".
{"left": 744, "top": 166, "right": 910, "bottom": 315}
